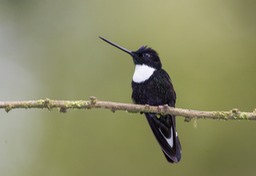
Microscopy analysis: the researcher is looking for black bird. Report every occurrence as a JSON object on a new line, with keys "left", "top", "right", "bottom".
{"left": 99, "top": 36, "right": 181, "bottom": 163}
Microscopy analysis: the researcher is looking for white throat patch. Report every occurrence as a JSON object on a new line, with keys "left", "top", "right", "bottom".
{"left": 132, "top": 64, "right": 156, "bottom": 83}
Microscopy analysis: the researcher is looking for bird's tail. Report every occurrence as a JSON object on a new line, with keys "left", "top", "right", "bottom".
{"left": 145, "top": 113, "right": 181, "bottom": 163}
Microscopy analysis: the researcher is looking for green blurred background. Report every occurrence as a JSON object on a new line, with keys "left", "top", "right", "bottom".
{"left": 0, "top": 0, "right": 256, "bottom": 175}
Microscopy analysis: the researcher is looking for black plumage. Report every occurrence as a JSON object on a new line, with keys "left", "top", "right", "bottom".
{"left": 99, "top": 36, "right": 181, "bottom": 163}
{"left": 131, "top": 47, "right": 181, "bottom": 163}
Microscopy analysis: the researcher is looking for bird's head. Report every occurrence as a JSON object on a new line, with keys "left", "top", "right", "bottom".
{"left": 132, "top": 46, "right": 162, "bottom": 70}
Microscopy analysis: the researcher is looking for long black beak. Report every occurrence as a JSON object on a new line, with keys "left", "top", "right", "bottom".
{"left": 99, "top": 36, "right": 135, "bottom": 57}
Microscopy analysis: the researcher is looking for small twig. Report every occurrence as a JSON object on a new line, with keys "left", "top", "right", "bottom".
{"left": 0, "top": 97, "right": 255, "bottom": 121}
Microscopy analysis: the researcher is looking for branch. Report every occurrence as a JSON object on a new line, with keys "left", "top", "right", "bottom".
{"left": 0, "top": 96, "right": 255, "bottom": 121}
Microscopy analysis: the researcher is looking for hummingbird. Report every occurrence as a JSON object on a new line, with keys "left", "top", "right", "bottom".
{"left": 99, "top": 36, "right": 181, "bottom": 163}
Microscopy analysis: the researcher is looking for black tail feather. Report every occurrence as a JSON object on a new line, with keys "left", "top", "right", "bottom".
{"left": 145, "top": 113, "right": 181, "bottom": 163}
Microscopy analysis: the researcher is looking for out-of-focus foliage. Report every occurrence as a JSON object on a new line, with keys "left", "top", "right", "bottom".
{"left": 0, "top": 0, "right": 256, "bottom": 175}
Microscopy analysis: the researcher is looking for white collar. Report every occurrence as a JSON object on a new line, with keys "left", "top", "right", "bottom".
{"left": 132, "top": 64, "right": 156, "bottom": 83}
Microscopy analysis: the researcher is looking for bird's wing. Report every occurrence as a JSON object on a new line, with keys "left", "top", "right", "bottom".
{"left": 145, "top": 69, "right": 181, "bottom": 162}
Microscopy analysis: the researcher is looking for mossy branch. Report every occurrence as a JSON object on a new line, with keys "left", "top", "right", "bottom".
{"left": 0, "top": 96, "right": 255, "bottom": 121}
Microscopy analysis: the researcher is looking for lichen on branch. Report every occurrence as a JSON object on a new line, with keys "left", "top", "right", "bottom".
{"left": 0, "top": 96, "right": 255, "bottom": 121}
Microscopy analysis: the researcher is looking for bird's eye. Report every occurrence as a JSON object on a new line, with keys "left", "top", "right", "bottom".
{"left": 143, "top": 53, "right": 151, "bottom": 58}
